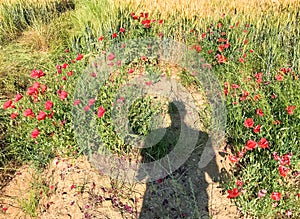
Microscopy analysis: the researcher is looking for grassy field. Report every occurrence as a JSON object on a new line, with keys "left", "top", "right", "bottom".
{"left": 0, "top": 0, "right": 300, "bottom": 218}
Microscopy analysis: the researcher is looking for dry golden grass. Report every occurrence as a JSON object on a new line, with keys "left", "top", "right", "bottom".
{"left": 118, "top": 0, "right": 300, "bottom": 19}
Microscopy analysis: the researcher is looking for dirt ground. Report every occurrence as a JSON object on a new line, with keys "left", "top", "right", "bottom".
{"left": 0, "top": 148, "right": 239, "bottom": 219}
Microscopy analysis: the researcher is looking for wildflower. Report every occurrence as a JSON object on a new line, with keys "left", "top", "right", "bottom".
{"left": 231, "top": 84, "right": 240, "bottom": 89}
{"left": 3, "top": 100, "right": 12, "bottom": 109}
{"left": 97, "top": 106, "right": 105, "bottom": 118}
{"left": 27, "top": 87, "right": 38, "bottom": 96}
{"left": 58, "top": 90, "right": 68, "bottom": 100}
{"left": 74, "top": 100, "right": 81, "bottom": 106}
{"left": 253, "top": 125, "right": 261, "bottom": 133}
{"left": 275, "top": 74, "right": 284, "bottom": 81}
{"left": 84, "top": 105, "right": 90, "bottom": 112}
{"left": 227, "top": 188, "right": 239, "bottom": 198}
{"left": 88, "top": 98, "right": 96, "bottom": 106}
{"left": 254, "top": 72, "right": 263, "bottom": 84}
{"left": 258, "top": 189, "right": 267, "bottom": 198}
{"left": 15, "top": 93, "right": 23, "bottom": 102}
{"left": 128, "top": 68, "right": 134, "bottom": 74}
{"left": 10, "top": 112, "right": 18, "bottom": 119}
{"left": 280, "top": 153, "right": 292, "bottom": 166}
{"left": 76, "top": 54, "right": 83, "bottom": 61}
{"left": 141, "top": 19, "right": 151, "bottom": 28}
{"left": 31, "top": 128, "right": 40, "bottom": 139}
{"left": 44, "top": 100, "right": 53, "bottom": 111}
{"left": 258, "top": 138, "right": 269, "bottom": 149}
{"left": 41, "top": 84, "right": 47, "bottom": 93}
{"left": 286, "top": 105, "right": 296, "bottom": 115}
{"left": 31, "top": 69, "right": 45, "bottom": 78}
{"left": 239, "top": 58, "right": 245, "bottom": 63}
{"left": 108, "top": 53, "right": 115, "bottom": 61}
{"left": 217, "top": 54, "right": 227, "bottom": 64}
{"left": 37, "top": 111, "right": 47, "bottom": 121}
{"left": 271, "top": 192, "right": 281, "bottom": 201}
{"left": 278, "top": 165, "right": 290, "bottom": 177}
{"left": 245, "top": 140, "right": 257, "bottom": 150}
{"left": 228, "top": 155, "right": 239, "bottom": 163}
{"left": 98, "top": 36, "right": 104, "bottom": 41}
{"left": 24, "top": 108, "right": 35, "bottom": 117}
{"left": 244, "top": 118, "right": 254, "bottom": 128}
{"left": 256, "top": 108, "right": 264, "bottom": 116}
{"left": 236, "top": 180, "right": 244, "bottom": 187}
{"left": 119, "top": 27, "right": 125, "bottom": 33}
{"left": 112, "top": 33, "right": 117, "bottom": 38}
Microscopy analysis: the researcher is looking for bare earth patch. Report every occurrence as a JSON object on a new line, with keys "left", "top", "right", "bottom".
{"left": 0, "top": 150, "right": 238, "bottom": 218}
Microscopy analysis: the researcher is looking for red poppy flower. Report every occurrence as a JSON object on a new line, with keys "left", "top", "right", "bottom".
{"left": 74, "top": 100, "right": 81, "bottom": 106}
{"left": 45, "top": 100, "right": 53, "bottom": 110}
{"left": 58, "top": 90, "right": 68, "bottom": 100}
{"left": 278, "top": 165, "right": 290, "bottom": 177}
{"left": 24, "top": 108, "right": 35, "bottom": 117}
{"left": 88, "top": 98, "right": 96, "bottom": 106}
{"left": 253, "top": 94, "right": 261, "bottom": 101}
{"left": 62, "top": 76, "right": 67, "bottom": 81}
{"left": 76, "top": 54, "right": 84, "bottom": 61}
{"left": 97, "top": 106, "right": 105, "bottom": 118}
{"left": 228, "top": 155, "right": 239, "bottom": 163}
{"left": 245, "top": 140, "right": 257, "bottom": 150}
{"left": 128, "top": 68, "right": 134, "bottom": 74}
{"left": 27, "top": 87, "right": 38, "bottom": 96}
{"left": 280, "top": 153, "right": 292, "bottom": 166}
{"left": 98, "top": 36, "right": 104, "bottom": 41}
{"left": 67, "top": 71, "right": 73, "bottom": 76}
{"left": 271, "top": 192, "right": 281, "bottom": 201}
{"left": 37, "top": 111, "right": 47, "bottom": 121}
{"left": 112, "top": 33, "right": 117, "bottom": 38}
{"left": 217, "top": 54, "right": 227, "bottom": 64}
{"left": 84, "top": 105, "right": 90, "bottom": 112}
{"left": 62, "top": 63, "right": 68, "bottom": 69}
{"left": 239, "top": 58, "right": 245, "bottom": 63}
{"left": 238, "top": 148, "right": 247, "bottom": 158}
{"left": 15, "top": 93, "right": 23, "bottom": 102}
{"left": 236, "top": 180, "right": 244, "bottom": 187}
{"left": 258, "top": 138, "right": 269, "bottom": 149}
{"left": 286, "top": 105, "right": 296, "bottom": 115}
{"left": 108, "top": 53, "right": 115, "bottom": 61}
{"left": 231, "top": 84, "right": 240, "bottom": 89}
{"left": 275, "top": 74, "right": 284, "bottom": 81}
{"left": 158, "top": 19, "right": 164, "bottom": 24}
{"left": 31, "top": 128, "right": 40, "bottom": 139}
{"left": 31, "top": 69, "right": 45, "bottom": 78}
{"left": 253, "top": 125, "right": 261, "bottom": 133}
{"left": 119, "top": 27, "right": 125, "bottom": 33}
{"left": 33, "top": 82, "right": 40, "bottom": 89}
{"left": 194, "top": 45, "right": 202, "bottom": 52}
{"left": 244, "top": 118, "right": 254, "bottom": 128}
{"left": 3, "top": 100, "right": 12, "bottom": 109}
{"left": 10, "top": 112, "right": 18, "bottom": 119}
{"left": 227, "top": 188, "right": 239, "bottom": 198}
{"left": 41, "top": 84, "right": 47, "bottom": 93}
{"left": 256, "top": 108, "right": 264, "bottom": 117}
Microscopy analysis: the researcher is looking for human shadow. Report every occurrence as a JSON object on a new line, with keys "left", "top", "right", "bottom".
{"left": 136, "top": 100, "right": 221, "bottom": 219}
